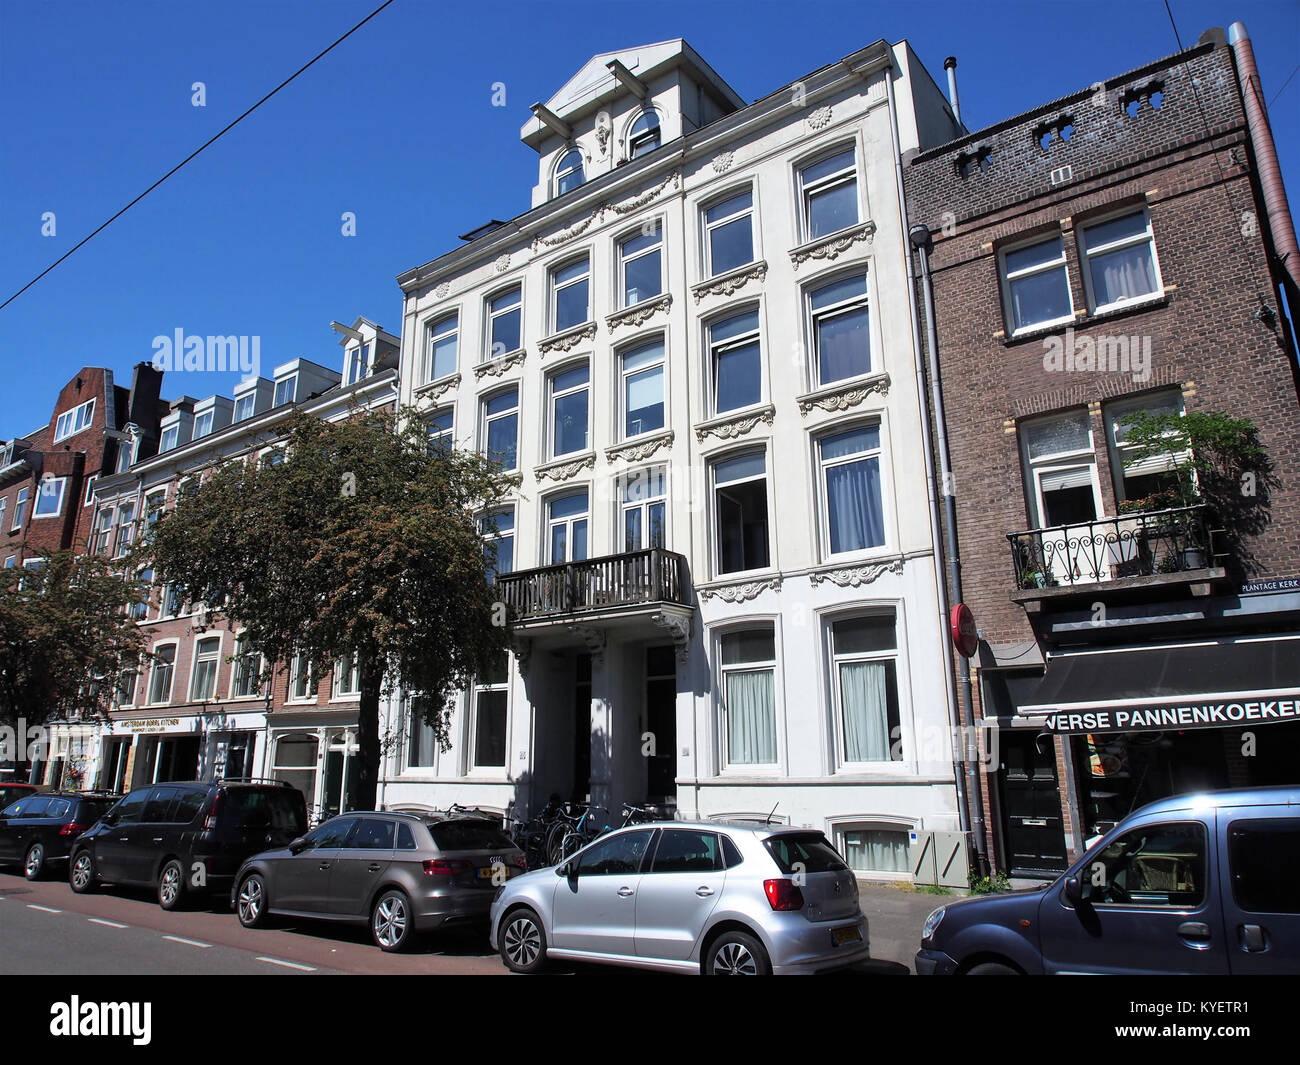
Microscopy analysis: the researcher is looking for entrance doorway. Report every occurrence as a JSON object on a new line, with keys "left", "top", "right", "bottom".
{"left": 102, "top": 737, "right": 131, "bottom": 793}
{"left": 998, "top": 730, "right": 1068, "bottom": 875}
{"left": 151, "top": 735, "right": 201, "bottom": 783}
{"left": 645, "top": 645, "right": 676, "bottom": 802}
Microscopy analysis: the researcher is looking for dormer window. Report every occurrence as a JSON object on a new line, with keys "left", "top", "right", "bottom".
{"left": 273, "top": 375, "right": 298, "bottom": 407}
{"left": 159, "top": 425, "right": 180, "bottom": 453}
{"left": 628, "top": 111, "right": 661, "bottom": 159}
{"left": 233, "top": 394, "right": 256, "bottom": 423}
{"left": 54, "top": 399, "right": 95, "bottom": 442}
{"left": 192, "top": 411, "right": 214, "bottom": 439}
{"left": 555, "top": 148, "right": 585, "bottom": 196}
{"left": 344, "top": 344, "right": 370, "bottom": 385}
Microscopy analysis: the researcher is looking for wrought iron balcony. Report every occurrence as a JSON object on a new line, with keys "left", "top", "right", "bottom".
{"left": 495, "top": 547, "right": 690, "bottom": 621}
{"left": 1007, "top": 505, "right": 1215, "bottom": 591}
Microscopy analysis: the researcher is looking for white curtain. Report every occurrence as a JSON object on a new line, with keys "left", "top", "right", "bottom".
{"left": 840, "top": 661, "right": 890, "bottom": 762}
{"left": 725, "top": 669, "right": 777, "bottom": 764}
{"left": 826, "top": 457, "right": 883, "bottom": 553}
{"left": 844, "top": 830, "right": 908, "bottom": 873}
{"left": 1094, "top": 245, "right": 1157, "bottom": 303}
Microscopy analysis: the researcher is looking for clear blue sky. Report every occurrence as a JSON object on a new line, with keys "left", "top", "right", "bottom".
{"left": 1, "top": 0, "right": 1297, "bottom": 432}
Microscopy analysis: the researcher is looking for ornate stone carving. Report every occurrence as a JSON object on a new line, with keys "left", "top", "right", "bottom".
{"left": 809, "top": 558, "right": 905, "bottom": 587}
{"left": 595, "top": 122, "right": 611, "bottom": 157}
{"left": 530, "top": 170, "right": 681, "bottom": 251}
{"left": 650, "top": 611, "right": 692, "bottom": 662}
{"left": 808, "top": 105, "right": 832, "bottom": 130}
{"left": 493, "top": 253, "right": 511, "bottom": 274}
{"left": 434, "top": 281, "right": 451, "bottom": 299}
{"left": 418, "top": 373, "right": 461, "bottom": 404}
{"left": 538, "top": 322, "right": 596, "bottom": 356}
{"left": 534, "top": 452, "right": 595, "bottom": 483}
{"left": 694, "top": 404, "right": 776, "bottom": 443}
{"left": 711, "top": 151, "right": 735, "bottom": 173}
{"left": 606, "top": 294, "right": 671, "bottom": 331}
{"left": 565, "top": 623, "right": 606, "bottom": 661}
{"left": 604, "top": 431, "right": 674, "bottom": 464}
{"left": 473, "top": 349, "right": 526, "bottom": 379}
{"left": 789, "top": 221, "right": 876, "bottom": 270}
{"left": 698, "top": 576, "right": 782, "bottom": 603}
{"left": 796, "top": 373, "right": 891, "bottom": 416}
{"left": 692, "top": 261, "right": 767, "bottom": 303}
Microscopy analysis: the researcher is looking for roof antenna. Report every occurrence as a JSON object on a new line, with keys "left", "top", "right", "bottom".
{"left": 765, "top": 801, "right": 780, "bottom": 824}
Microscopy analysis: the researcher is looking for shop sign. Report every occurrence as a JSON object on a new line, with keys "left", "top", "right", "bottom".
{"left": 124, "top": 718, "right": 183, "bottom": 733}
{"left": 1040, "top": 693, "right": 1300, "bottom": 734}
{"left": 1240, "top": 576, "right": 1300, "bottom": 595}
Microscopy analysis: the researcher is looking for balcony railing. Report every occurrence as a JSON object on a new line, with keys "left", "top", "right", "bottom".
{"left": 1007, "top": 505, "right": 1214, "bottom": 591}
{"left": 495, "top": 547, "right": 690, "bottom": 620}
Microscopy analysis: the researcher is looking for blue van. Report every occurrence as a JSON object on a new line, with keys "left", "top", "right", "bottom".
{"left": 916, "top": 786, "right": 1300, "bottom": 974}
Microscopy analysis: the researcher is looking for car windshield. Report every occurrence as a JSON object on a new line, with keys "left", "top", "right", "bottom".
{"left": 427, "top": 820, "right": 514, "bottom": 852}
{"left": 219, "top": 788, "right": 305, "bottom": 832}
{"left": 763, "top": 832, "right": 849, "bottom": 874}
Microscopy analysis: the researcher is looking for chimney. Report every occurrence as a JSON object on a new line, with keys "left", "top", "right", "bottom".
{"left": 944, "top": 56, "right": 961, "bottom": 125}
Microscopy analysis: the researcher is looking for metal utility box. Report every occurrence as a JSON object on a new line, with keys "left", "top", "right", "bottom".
{"left": 909, "top": 830, "right": 970, "bottom": 889}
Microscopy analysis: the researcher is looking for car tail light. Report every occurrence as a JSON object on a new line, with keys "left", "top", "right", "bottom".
{"left": 60, "top": 822, "right": 87, "bottom": 837}
{"left": 422, "top": 859, "right": 473, "bottom": 877}
{"left": 512, "top": 855, "right": 527, "bottom": 870}
{"left": 764, "top": 878, "right": 805, "bottom": 911}
{"left": 202, "top": 792, "right": 221, "bottom": 831}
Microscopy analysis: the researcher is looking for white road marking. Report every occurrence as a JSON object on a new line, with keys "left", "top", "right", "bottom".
{"left": 162, "top": 934, "right": 211, "bottom": 948}
{"left": 28, "top": 904, "right": 61, "bottom": 913}
{"left": 88, "top": 918, "right": 129, "bottom": 928}
{"left": 256, "top": 956, "right": 316, "bottom": 972}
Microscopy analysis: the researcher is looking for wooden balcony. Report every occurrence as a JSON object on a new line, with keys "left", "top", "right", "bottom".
{"left": 495, "top": 548, "right": 690, "bottom": 623}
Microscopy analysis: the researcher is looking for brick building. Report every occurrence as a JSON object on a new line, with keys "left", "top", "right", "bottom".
{"left": 904, "top": 28, "right": 1300, "bottom": 876}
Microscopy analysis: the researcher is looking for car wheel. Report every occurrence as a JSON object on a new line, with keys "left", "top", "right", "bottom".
{"left": 372, "top": 889, "right": 414, "bottom": 952}
{"left": 966, "top": 961, "right": 1019, "bottom": 975}
{"left": 157, "top": 859, "right": 188, "bottom": 911}
{"left": 24, "top": 843, "right": 45, "bottom": 881}
{"left": 705, "top": 930, "right": 771, "bottom": 975}
{"left": 499, "top": 907, "right": 548, "bottom": 974}
{"left": 236, "top": 873, "right": 270, "bottom": 929}
{"left": 69, "top": 850, "right": 98, "bottom": 893}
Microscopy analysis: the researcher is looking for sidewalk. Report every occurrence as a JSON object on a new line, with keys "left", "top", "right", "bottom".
{"left": 853, "top": 881, "right": 953, "bottom": 974}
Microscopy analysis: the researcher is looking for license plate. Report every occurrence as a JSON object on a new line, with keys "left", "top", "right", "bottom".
{"left": 831, "top": 924, "right": 862, "bottom": 946}
{"left": 477, "top": 867, "right": 497, "bottom": 879}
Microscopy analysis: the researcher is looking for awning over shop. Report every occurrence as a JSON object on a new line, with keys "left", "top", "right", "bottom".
{"left": 1003, "top": 634, "right": 1300, "bottom": 734}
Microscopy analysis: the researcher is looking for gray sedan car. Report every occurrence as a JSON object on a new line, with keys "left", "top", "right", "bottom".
{"left": 233, "top": 811, "right": 526, "bottom": 951}
{"left": 489, "top": 821, "right": 869, "bottom": 974}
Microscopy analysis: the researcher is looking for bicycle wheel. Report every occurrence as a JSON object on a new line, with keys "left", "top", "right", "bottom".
{"left": 545, "top": 822, "right": 568, "bottom": 866}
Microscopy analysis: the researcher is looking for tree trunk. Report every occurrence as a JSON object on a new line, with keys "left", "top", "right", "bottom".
{"left": 355, "top": 661, "right": 383, "bottom": 812}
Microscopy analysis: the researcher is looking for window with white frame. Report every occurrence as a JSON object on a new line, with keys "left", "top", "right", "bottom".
{"left": 12, "top": 487, "right": 28, "bottom": 530}
{"left": 289, "top": 652, "right": 318, "bottom": 702}
{"left": 3, "top": 555, "right": 13, "bottom": 568}
{"left": 130, "top": 568, "right": 153, "bottom": 621}
{"left": 549, "top": 363, "right": 589, "bottom": 458}
{"left": 1019, "top": 409, "right": 1102, "bottom": 529}
{"left": 189, "top": 636, "right": 221, "bottom": 701}
{"left": 92, "top": 506, "right": 113, "bottom": 554}
{"left": 620, "top": 337, "right": 665, "bottom": 438}
{"left": 809, "top": 272, "right": 871, "bottom": 386}
{"left": 344, "top": 344, "right": 371, "bottom": 386}
{"left": 33, "top": 477, "right": 67, "bottom": 519}
{"left": 1079, "top": 208, "right": 1162, "bottom": 312}
{"left": 159, "top": 424, "right": 179, "bottom": 453}
{"left": 334, "top": 652, "right": 361, "bottom": 697}
{"left": 628, "top": 111, "right": 661, "bottom": 158}
{"left": 482, "top": 388, "right": 518, "bottom": 471}
{"left": 272, "top": 733, "right": 318, "bottom": 802}
{"left": 829, "top": 613, "right": 902, "bottom": 764}
{"left": 424, "top": 312, "right": 459, "bottom": 383}
{"left": 113, "top": 502, "right": 137, "bottom": 558}
{"left": 0, "top": 498, "right": 6, "bottom": 532}
{"left": 704, "top": 189, "right": 754, "bottom": 277}
{"left": 233, "top": 393, "right": 256, "bottom": 423}
{"left": 231, "top": 633, "right": 263, "bottom": 698}
{"left": 426, "top": 409, "right": 454, "bottom": 452}
{"left": 555, "top": 148, "right": 584, "bottom": 196}
{"left": 147, "top": 645, "right": 177, "bottom": 705}
{"left": 408, "top": 696, "right": 438, "bottom": 769}
{"left": 819, "top": 426, "right": 885, "bottom": 555}
{"left": 839, "top": 826, "right": 910, "bottom": 874}
{"left": 799, "top": 147, "right": 858, "bottom": 240}
{"left": 713, "top": 452, "right": 769, "bottom": 575}
{"left": 54, "top": 399, "right": 95, "bottom": 442}
{"left": 192, "top": 410, "right": 214, "bottom": 439}
{"left": 719, "top": 627, "right": 778, "bottom": 766}
{"left": 143, "top": 489, "right": 167, "bottom": 541}
{"left": 487, "top": 287, "right": 522, "bottom": 359}
{"left": 273, "top": 375, "right": 297, "bottom": 407}
{"left": 552, "top": 256, "right": 590, "bottom": 333}
{"left": 1104, "top": 390, "right": 1188, "bottom": 506}
{"left": 1000, "top": 233, "right": 1074, "bottom": 334}
{"left": 709, "top": 308, "right": 762, "bottom": 415}
{"left": 619, "top": 223, "right": 662, "bottom": 307}
{"left": 83, "top": 475, "right": 97, "bottom": 506}
{"left": 471, "top": 653, "right": 509, "bottom": 769}
{"left": 115, "top": 437, "right": 135, "bottom": 472}
{"left": 161, "top": 582, "right": 184, "bottom": 618}
{"left": 0, "top": 443, "right": 11, "bottom": 468}
{"left": 621, "top": 466, "right": 666, "bottom": 552}
{"left": 114, "top": 666, "right": 137, "bottom": 707}
{"left": 478, "top": 507, "right": 514, "bottom": 577}
{"left": 547, "top": 489, "right": 588, "bottom": 563}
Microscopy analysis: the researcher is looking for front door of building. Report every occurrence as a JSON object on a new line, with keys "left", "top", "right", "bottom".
{"left": 645, "top": 646, "right": 676, "bottom": 802}
{"left": 999, "top": 731, "right": 1068, "bottom": 874}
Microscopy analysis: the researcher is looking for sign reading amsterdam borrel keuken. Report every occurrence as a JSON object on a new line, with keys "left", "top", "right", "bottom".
{"left": 1040, "top": 695, "right": 1300, "bottom": 734}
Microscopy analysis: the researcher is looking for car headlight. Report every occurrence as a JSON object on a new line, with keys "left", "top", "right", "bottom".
{"left": 921, "top": 906, "right": 946, "bottom": 943}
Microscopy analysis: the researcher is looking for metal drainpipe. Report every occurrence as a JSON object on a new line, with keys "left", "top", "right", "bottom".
{"left": 909, "top": 220, "right": 990, "bottom": 874}
{"left": 885, "top": 65, "right": 982, "bottom": 870}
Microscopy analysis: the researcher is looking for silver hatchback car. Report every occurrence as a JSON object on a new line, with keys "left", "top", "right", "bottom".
{"left": 489, "top": 821, "right": 869, "bottom": 974}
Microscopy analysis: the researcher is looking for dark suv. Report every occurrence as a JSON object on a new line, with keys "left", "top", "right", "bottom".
{"left": 0, "top": 791, "right": 118, "bottom": 880}
{"left": 69, "top": 779, "right": 307, "bottom": 910}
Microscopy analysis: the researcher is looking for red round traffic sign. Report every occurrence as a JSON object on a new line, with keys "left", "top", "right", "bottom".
{"left": 951, "top": 603, "right": 978, "bottom": 658}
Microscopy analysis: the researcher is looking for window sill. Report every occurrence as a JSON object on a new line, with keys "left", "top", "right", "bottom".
{"left": 693, "top": 404, "right": 776, "bottom": 444}
{"left": 698, "top": 573, "right": 783, "bottom": 603}
{"left": 534, "top": 451, "right": 596, "bottom": 484}
{"left": 796, "top": 372, "right": 890, "bottom": 416}
{"left": 788, "top": 221, "right": 875, "bottom": 271}
{"left": 808, "top": 554, "right": 905, "bottom": 587}
{"left": 606, "top": 294, "right": 671, "bottom": 331}
{"left": 604, "top": 430, "right": 674, "bottom": 463}
{"left": 691, "top": 261, "right": 767, "bottom": 304}
{"left": 1001, "top": 293, "right": 1171, "bottom": 347}
{"left": 473, "top": 349, "right": 526, "bottom": 379}
{"left": 538, "top": 321, "right": 596, "bottom": 357}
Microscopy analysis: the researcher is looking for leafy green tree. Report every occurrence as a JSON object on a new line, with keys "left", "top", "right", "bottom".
{"left": 0, "top": 550, "right": 148, "bottom": 732}
{"left": 141, "top": 407, "right": 512, "bottom": 810}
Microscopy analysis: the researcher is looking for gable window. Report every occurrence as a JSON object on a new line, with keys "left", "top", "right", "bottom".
{"left": 192, "top": 410, "right": 214, "bottom": 439}
{"left": 621, "top": 337, "right": 665, "bottom": 438}
{"left": 115, "top": 437, "right": 135, "bottom": 472}
{"left": 705, "top": 190, "right": 754, "bottom": 277}
{"left": 427, "top": 409, "right": 454, "bottom": 452}
{"left": 621, "top": 466, "right": 666, "bottom": 551}
{"left": 555, "top": 148, "right": 585, "bottom": 196}
{"left": 233, "top": 393, "right": 256, "bottom": 423}
{"left": 1020, "top": 409, "right": 1102, "bottom": 531}
{"left": 487, "top": 287, "right": 522, "bottom": 359}
{"left": 273, "top": 375, "right": 297, "bottom": 407}
{"left": 1000, "top": 234, "right": 1073, "bottom": 333}
{"left": 719, "top": 627, "right": 778, "bottom": 766}
{"left": 628, "top": 111, "right": 661, "bottom": 158}
{"left": 189, "top": 636, "right": 222, "bottom": 701}
{"left": 231, "top": 633, "right": 263, "bottom": 698}
{"left": 334, "top": 652, "right": 361, "bottom": 698}
{"left": 479, "top": 507, "right": 515, "bottom": 578}
{"left": 1079, "top": 209, "right": 1162, "bottom": 312}
{"left": 1104, "top": 390, "right": 1187, "bottom": 506}
{"left": 713, "top": 452, "right": 769, "bottom": 575}
{"left": 799, "top": 147, "right": 858, "bottom": 240}
{"left": 709, "top": 309, "right": 762, "bottom": 415}
{"left": 552, "top": 257, "right": 590, "bottom": 333}
{"left": 819, "top": 426, "right": 885, "bottom": 554}
{"left": 619, "top": 223, "right": 662, "bottom": 307}
{"left": 344, "top": 344, "right": 370, "bottom": 386}
{"left": 482, "top": 388, "right": 518, "bottom": 471}
{"left": 424, "top": 312, "right": 459, "bottom": 383}
{"left": 471, "top": 654, "right": 509, "bottom": 769}
{"left": 549, "top": 363, "right": 589, "bottom": 458}
{"left": 33, "top": 477, "right": 67, "bottom": 520}
{"left": 809, "top": 273, "right": 871, "bottom": 385}
{"left": 12, "top": 487, "right": 29, "bottom": 530}
{"left": 830, "top": 613, "right": 902, "bottom": 764}
{"left": 547, "top": 489, "right": 589, "bottom": 564}
{"left": 54, "top": 399, "right": 95, "bottom": 442}
{"left": 159, "top": 424, "right": 180, "bottom": 453}
{"left": 148, "top": 645, "right": 177, "bottom": 705}
{"left": 289, "top": 652, "right": 318, "bottom": 702}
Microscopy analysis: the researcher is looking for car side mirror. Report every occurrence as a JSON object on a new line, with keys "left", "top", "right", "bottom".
{"left": 557, "top": 862, "right": 576, "bottom": 879}
{"left": 288, "top": 837, "right": 308, "bottom": 854}
{"left": 102, "top": 812, "right": 117, "bottom": 827}
{"left": 1062, "top": 875, "right": 1083, "bottom": 905}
